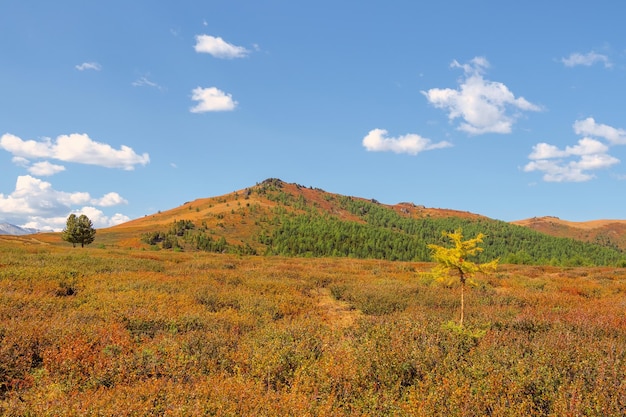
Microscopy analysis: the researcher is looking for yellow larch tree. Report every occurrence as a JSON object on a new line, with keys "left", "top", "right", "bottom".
{"left": 428, "top": 229, "right": 499, "bottom": 327}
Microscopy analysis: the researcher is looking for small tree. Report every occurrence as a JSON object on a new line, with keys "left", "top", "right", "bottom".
{"left": 428, "top": 229, "right": 498, "bottom": 327}
{"left": 61, "top": 214, "right": 79, "bottom": 247}
{"left": 62, "top": 214, "right": 96, "bottom": 248}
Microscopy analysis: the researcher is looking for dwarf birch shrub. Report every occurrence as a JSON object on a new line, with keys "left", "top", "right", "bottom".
{"left": 1, "top": 243, "right": 626, "bottom": 416}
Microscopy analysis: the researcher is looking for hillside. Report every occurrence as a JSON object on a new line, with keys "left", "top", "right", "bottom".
{"left": 512, "top": 216, "right": 626, "bottom": 251}
{"left": 70, "top": 178, "right": 620, "bottom": 267}
{"left": 93, "top": 178, "right": 484, "bottom": 249}
{"left": 34, "top": 178, "right": 626, "bottom": 266}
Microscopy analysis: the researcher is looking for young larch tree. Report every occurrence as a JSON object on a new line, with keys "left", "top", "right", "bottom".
{"left": 428, "top": 228, "right": 498, "bottom": 327}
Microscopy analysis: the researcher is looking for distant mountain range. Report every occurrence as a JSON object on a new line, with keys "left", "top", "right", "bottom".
{"left": 0, "top": 223, "right": 39, "bottom": 235}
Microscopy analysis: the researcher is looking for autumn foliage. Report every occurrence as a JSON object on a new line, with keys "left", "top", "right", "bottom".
{"left": 428, "top": 229, "right": 499, "bottom": 326}
{"left": 1, "top": 237, "right": 626, "bottom": 416}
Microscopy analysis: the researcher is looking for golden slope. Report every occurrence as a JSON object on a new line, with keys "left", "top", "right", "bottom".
{"left": 95, "top": 179, "right": 487, "bottom": 249}
{"left": 511, "top": 216, "right": 626, "bottom": 250}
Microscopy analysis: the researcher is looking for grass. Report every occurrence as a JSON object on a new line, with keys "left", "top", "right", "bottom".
{"left": 1, "top": 241, "right": 626, "bottom": 416}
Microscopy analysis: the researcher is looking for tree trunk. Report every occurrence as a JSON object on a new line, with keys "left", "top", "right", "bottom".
{"left": 459, "top": 271, "right": 465, "bottom": 327}
{"left": 460, "top": 281, "right": 465, "bottom": 327}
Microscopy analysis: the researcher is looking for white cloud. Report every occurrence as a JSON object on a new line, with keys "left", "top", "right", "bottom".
{"left": 523, "top": 160, "right": 595, "bottom": 182}
{"left": 573, "top": 117, "right": 626, "bottom": 145}
{"left": 0, "top": 175, "right": 87, "bottom": 216}
{"left": 132, "top": 76, "right": 163, "bottom": 90}
{"left": 0, "top": 133, "right": 150, "bottom": 170}
{"left": 422, "top": 57, "right": 541, "bottom": 135}
{"left": 190, "top": 87, "right": 237, "bottom": 112}
{"left": 528, "top": 138, "right": 608, "bottom": 160}
{"left": 561, "top": 51, "right": 611, "bottom": 68}
{"left": 194, "top": 35, "right": 249, "bottom": 59}
{"left": 362, "top": 128, "right": 452, "bottom": 155}
{"left": 11, "top": 156, "right": 30, "bottom": 167}
{"left": 525, "top": 118, "right": 623, "bottom": 182}
{"left": 22, "top": 208, "right": 130, "bottom": 231}
{"left": 575, "top": 153, "right": 619, "bottom": 170}
{"left": 92, "top": 192, "right": 128, "bottom": 207}
{"left": 109, "top": 212, "right": 131, "bottom": 225}
{"left": 71, "top": 206, "right": 131, "bottom": 228}
{"left": 527, "top": 143, "right": 564, "bottom": 160}
{"left": 524, "top": 153, "right": 620, "bottom": 183}
{"left": 1, "top": 134, "right": 51, "bottom": 158}
{"left": 0, "top": 175, "right": 130, "bottom": 230}
{"left": 11, "top": 157, "right": 66, "bottom": 177}
{"left": 565, "top": 137, "right": 610, "bottom": 156}
{"left": 21, "top": 215, "right": 70, "bottom": 232}
{"left": 28, "top": 161, "right": 66, "bottom": 176}
{"left": 75, "top": 62, "right": 102, "bottom": 71}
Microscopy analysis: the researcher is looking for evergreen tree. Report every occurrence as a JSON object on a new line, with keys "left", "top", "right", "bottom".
{"left": 76, "top": 214, "right": 96, "bottom": 247}
{"left": 61, "top": 214, "right": 79, "bottom": 247}
{"left": 62, "top": 214, "right": 96, "bottom": 248}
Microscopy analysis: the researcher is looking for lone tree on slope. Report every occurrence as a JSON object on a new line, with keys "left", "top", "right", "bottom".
{"left": 428, "top": 229, "right": 498, "bottom": 327}
{"left": 62, "top": 214, "right": 96, "bottom": 248}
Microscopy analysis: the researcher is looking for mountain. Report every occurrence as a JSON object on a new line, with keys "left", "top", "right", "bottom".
{"left": 82, "top": 178, "right": 625, "bottom": 267}
{"left": 0, "top": 222, "right": 38, "bottom": 235}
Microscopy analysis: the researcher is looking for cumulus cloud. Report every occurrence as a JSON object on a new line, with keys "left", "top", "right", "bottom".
{"left": 523, "top": 159, "right": 595, "bottom": 182}
{"left": 524, "top": 119, "right": 622, "bottom": 182}
{"left": 28, "top": 161, "right": 66, "bottom": 176}
{"left": 22, "top": 208, "right": 130, "bottom": 232}
{"left": 190, "top": 87, "right": 237, "bottom": 112}
{"left": 0, "top": 176, "right": 80, "bottom": 216}
{"left": 528, "top": 138, "right": 609, "bottom": 160}
{"left": 422, "top": 57, "right": 541, "bottom": 135}
{"left": 69, "top": 206, "right": 131, "bottom": 228}
{"left": 75, "top": 62, "right": 102, "bottom": 71}
{"left": 573, "top": 117, "right": 626, "bottom": 145}
{"left": 91, "top": 192, "right": 128, "bottom": 207}
{"left": 0, "top": 175, "right": 130, "bottom": 230}
{"left": 0, "top": 133, "right": 149, "bottom": 170}
{"left": 362, "top": 128, "right": 452, "bottom": 155}
{"left": 561, "top": 51, "right": 611, "bottom": 68}
{"left": 194, "top": 35, "right": 249, "bottom": 59}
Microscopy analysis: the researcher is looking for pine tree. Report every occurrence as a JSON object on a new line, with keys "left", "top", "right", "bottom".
{"left": 61, "top": 214, "right": 79, "bottom": 247}
{"left": 76, "top": 214, "right": 96, "bottom": 247}
{"left": 62, "top": 214, "right": 96, "bottom": 248}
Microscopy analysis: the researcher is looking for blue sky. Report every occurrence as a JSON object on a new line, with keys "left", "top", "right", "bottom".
{"left": 1, "top": 1, "right": 626, "bottom": 231}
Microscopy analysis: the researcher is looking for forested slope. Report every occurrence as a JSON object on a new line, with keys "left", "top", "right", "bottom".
{"left": 261, "top": 194, "right": 626, "bottom": 266}
{"left": 124, "top": 179, "right": 626, "bottom": 267}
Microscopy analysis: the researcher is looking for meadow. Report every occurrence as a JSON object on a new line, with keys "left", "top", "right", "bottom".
{"left": 1, "top": 240, "right": 626, "bottom": 416}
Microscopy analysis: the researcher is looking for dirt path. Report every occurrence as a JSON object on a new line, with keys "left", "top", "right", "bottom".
{"left": 316, "top": 287, "right": 362, "bottom": 328}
